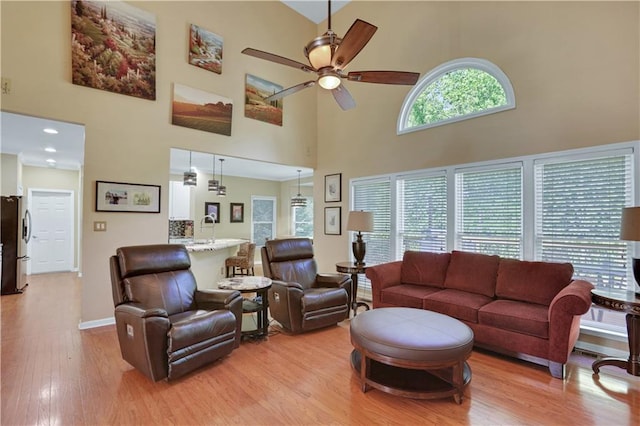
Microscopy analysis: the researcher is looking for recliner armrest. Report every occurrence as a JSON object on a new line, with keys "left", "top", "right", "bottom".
{"left": 271, "top": 279, "right": 304, "bottom": 291}
{"left": 115, "top": 302, "right": 168, "bottom": 318}
{"left": 195, "top": 289, "right": 242, "bottom": 309}
{"left": 316, "top": 273, "right": 350, "bottom": 287}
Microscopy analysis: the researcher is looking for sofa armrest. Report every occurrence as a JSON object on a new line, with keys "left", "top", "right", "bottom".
{"left": 365, "top": 261, "right": 403, "bottom": 307}
{"left": 548, "top": 279, "right": 595, "bottom": 363}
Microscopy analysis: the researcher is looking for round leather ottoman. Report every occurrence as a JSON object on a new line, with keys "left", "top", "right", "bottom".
{"left": 350, "top": 307, "right": 474, "bottom": 404}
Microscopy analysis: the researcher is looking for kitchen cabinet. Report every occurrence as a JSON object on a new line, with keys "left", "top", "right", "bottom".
{"left": 169, "top": 181, "right": 192, "bottom": 220}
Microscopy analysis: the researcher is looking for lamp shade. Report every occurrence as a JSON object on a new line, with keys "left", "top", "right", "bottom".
{"left": 347, "top": 211, "right": 374, "bottom": 232}
{"left": 621, "top": 207, "right": 640, "bottom": 241}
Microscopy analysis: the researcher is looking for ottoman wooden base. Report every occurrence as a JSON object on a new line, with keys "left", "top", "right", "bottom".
{"left": 350, "top": 349, "right": 471, "bottom": 403}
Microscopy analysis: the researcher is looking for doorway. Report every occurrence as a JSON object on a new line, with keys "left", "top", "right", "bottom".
{"left": 28, "top": 189, "right": 74, "bottom": 274}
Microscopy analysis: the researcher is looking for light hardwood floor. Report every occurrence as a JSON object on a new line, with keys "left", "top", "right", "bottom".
{"left": 1, "top": 272, "right": 638, "bottom": 425}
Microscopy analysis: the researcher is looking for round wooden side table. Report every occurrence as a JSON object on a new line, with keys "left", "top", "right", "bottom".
{"left": 336, "top": 261, "right": 371, "bottom": 317}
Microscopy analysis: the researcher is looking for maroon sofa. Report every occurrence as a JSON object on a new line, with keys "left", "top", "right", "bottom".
{"left": 365, "top": 250, "right": 594, "bottom": 378}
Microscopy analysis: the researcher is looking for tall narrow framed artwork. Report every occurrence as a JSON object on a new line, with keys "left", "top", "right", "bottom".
{"left": 172, "top": 83, "right": 232, "bottom": 136}
{"left": 189, "top": 24, "right": 223, "bottom": 74}
{"left": 324, "top": 207, "right": 341, "bottom": 235}
{"left": 324, "top": 173, "right": 342, "bottom": 202}
{"left": 71, "top": 0, "right": 156, "bottom": 100}
{"left": 245, "top": 74, "right": 283, "bottom": 126}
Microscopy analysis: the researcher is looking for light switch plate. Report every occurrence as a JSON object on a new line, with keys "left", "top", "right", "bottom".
{"left": 93, "top": 221, "right": 107, "bottom": 231}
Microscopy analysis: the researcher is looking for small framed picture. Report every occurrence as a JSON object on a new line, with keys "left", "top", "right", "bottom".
{"left": 324, "top": 206, "right": 341, "bottom": 235}
{"left": 230, "top": 203, "right": 244, "bottom": 223}
{"left": 95, "top": 180, "right": 160, "bottom": 213}
{"left": 204, "top": 202, "right": 220, "bottom": 223}
{"left": 324, "top": 173, "right": 342, "bottom": 202}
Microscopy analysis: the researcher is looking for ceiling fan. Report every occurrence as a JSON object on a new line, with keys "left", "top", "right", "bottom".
{"left": 242, "top": 0, "right": 420, "bottom": 110}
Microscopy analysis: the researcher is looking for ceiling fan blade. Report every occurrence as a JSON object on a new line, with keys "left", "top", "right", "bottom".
{"left": 331, "top": 84, "right": 356, "bottom": 111}
{"left": 264, "top": 81, "right": 316, "bottom": 102}
{"left": 331, "top": 19, "right": 377, "bottom": 69}
{"left": 347, "top": 71, "right": 420, "bottom": 85}
{"left": 242, "top": 48, "right": 315, "bottom": 73}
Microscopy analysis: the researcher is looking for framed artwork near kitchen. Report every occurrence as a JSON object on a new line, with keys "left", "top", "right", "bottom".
{"left": 230, "top": 203, "right": 244, "bottom": 223}
{"left": 204, "top": 202, "right": 220, "bottom": 223}
{"left": 95, "top": 180, "right": 160, "bottom": 213}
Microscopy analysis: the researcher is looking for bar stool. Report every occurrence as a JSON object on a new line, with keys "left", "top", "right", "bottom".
{"left": 225, "top": 243, "right": 256, "bottom": 277}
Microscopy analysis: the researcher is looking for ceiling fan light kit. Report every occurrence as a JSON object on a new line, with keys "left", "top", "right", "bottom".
{"left": 242, "top": 0, "right": 419, "bottom": 111}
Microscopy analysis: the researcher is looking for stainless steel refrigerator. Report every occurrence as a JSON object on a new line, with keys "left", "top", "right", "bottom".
{"left": 1, "top": 196, "right": 31, "bottom": 295}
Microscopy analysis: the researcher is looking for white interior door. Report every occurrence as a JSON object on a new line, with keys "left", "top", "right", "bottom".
{"left": 30, "top": 190, "right": 74, "bottom": 274}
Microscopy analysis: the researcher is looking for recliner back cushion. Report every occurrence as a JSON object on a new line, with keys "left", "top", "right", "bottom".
{"left": 496, "top": 258, "right": 574, "bottom": 306}
{"left": 401, "top": 251, "right": 451, "bottom": 288}
{"left": 124, "top": 269, "right": 197, "bottom": 315}
{"left": 444, "top": 250, "right": 500, "bottom": 298}
{"left": 269, "top": 259, "right": 317, "bottom": 289}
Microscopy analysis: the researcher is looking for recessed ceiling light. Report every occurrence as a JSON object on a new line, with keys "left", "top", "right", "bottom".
{"left": 46, "top": 158, "right": 56, "bottom": 163}
{"left": 43, "top": 128, "right": 58, "bottom": 134}
{"left": 45, "top": 147, "right": 57, "bottom": 153}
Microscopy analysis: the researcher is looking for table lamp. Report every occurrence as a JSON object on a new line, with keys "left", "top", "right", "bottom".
{"left": 347, "top": 211, "right": 374, "bottom": 266}
{"left": 620, "top": 206, "right": 640, "bottom": 296}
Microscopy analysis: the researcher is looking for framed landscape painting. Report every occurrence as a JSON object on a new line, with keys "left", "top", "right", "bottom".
{"left": 245, "top": 74, "right": 283, "bottom": 126}
{"left": 71, "top": 0, "right": 156, "bottom": 100}
{"left": 172, "top": 83, "right": 232, "bottom": 136}
{"left": 189, "top": 24, "right": 223, "bottom": 74}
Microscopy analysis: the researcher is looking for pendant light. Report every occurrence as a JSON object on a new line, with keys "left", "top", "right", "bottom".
{"left": 208, "top": 154, "right": 219, "bottom": 192}
{"left": 291, "top": 169, "right": 307, "bottom": 207}
{"left": 217, "top": 158, "right": 227, "bottom": 197}
{"left": 183, "top": 151, "right": 197, "bottom": 186}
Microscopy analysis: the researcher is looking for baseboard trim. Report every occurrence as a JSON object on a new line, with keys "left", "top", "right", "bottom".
{"left": 78, "top": 317, "right": 115, "bottom": 330}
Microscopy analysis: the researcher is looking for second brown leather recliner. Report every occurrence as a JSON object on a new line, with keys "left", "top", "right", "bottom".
{"left": 261, "top": 238, "right": 351, "bottom": 334}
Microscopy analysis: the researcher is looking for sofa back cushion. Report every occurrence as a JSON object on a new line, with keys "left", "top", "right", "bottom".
{"left": 496, "top": 258, "right": 574, "bottom": 306}
{"left": 401, "top": 251, "right": 451, "bottom": 288}
{"left": 444, "top": 250, "right": 500, "bottom": 297}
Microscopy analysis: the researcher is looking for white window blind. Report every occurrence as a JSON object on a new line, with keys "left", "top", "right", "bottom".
{"left": 397, "top": 173, "right": 447, "bottom": 253}
{"left": 455, "top": 165, "right": 523, "bottom": 258}
{"left": 353, "top": 178, "right": 392, "bottom": 297}
{"left": 534, "top": 153, "right": 633, "bottom": 290}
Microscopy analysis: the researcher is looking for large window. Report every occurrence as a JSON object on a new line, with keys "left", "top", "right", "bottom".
{"left": 292, "top": 198, "right": 313, "bottom": 238}
{"left": 251, "top": 196, "right": 276, "bottom": 247}
{"left": 351, "top": 142, "right": 638, "bottom": 336}
{"left": 455, "top": 164, "right": 523, "bottom": 258}
{"left": 398, "top": 58, "right": 515, "bottom": 134}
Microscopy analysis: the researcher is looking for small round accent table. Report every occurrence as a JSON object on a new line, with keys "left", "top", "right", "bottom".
{"left": 336, "top": 261, "right": 371, "bottom": 317}
{"left": 218, "top": 276, "right": 272, "bottom": 340}
{"left": 591, "top": 288, "right": 640, "bottom": 376}
{"left": 350, "top": 307, "right": 473, "bottom": 404}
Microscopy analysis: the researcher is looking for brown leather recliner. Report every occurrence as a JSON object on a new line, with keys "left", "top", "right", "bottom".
{"left": 261, "top": 238, "right": 351, "bottom": 334}
{"left": 109, "top": 244, "right": 243, "bottom": 381}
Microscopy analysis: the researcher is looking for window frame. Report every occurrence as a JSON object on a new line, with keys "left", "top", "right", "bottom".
{"left": 397, "top": 57, "right": 516, "bottom": 134}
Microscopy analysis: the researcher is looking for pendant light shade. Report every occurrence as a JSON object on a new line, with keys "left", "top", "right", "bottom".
{"left": 291, "top": 169, "right": 307, "bottom": 207}
{"left": 208, "top": 154, "right": 219, "bottom": 192}
{"left": 217, "top": 158, "right": 226, "bottom": 197}
{"left": 183, "top": 151, "right": 197, "bottom": 186}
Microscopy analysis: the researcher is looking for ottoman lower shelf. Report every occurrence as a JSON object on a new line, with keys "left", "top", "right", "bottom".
{"left": 351, "top": 349, "right": 471, "bottom": 402}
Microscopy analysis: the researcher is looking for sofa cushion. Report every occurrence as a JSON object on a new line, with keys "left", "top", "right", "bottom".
{"left": 401, "top": 251, "right": 451, "bottom": 288}
{"left": 423, "top": 289, "right": 493, "bottom": 323}
{"left": 443, "top": 251, "right": 500, "bottom": 298}
{"left": 380, "top": 284, "right": 442, "bottom": 309}
{"left": 496, "top": 258, "right": 574, "bottom": 306}
{"left": 478, "top": 300, "right": 549, "bottom": 339}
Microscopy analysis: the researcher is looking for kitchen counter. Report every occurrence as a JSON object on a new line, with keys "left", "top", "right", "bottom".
{"left": 183, "top": 238, "right": 248, "bottom": 288}
{"left": 184, "top": 238, "right": 248, "bottom": 253}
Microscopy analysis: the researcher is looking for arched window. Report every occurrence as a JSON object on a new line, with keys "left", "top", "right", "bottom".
{"left": 398, "top": 58, "right": 515, "bottom": 134}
